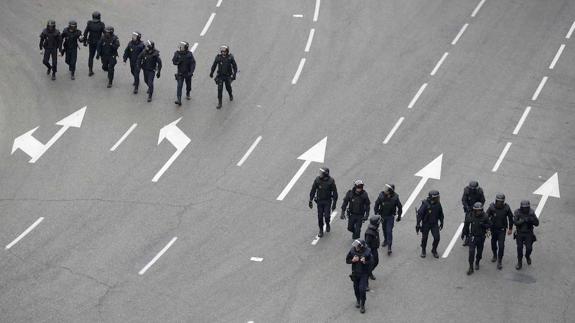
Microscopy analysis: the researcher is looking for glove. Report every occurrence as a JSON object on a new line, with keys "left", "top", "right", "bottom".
{"left": 396, "top": 216, "right": 402, "bottom": 222}
{"left": 340, "top": 211, "right": 346, "bottom": 220}
{"left": 156, "top": 72, "right": 161, "bottom": 78}
{"left": 362, "top": 216, "right": 368, "bottom": 222}
{"left": 415, "top": 224, "right": 421, "bottom": 234}
{"left": 83, "top": 41, "right": 87, "bottom": 47}
{"left": 331, "top": 203, "right": 336, "bottom": 211}
{"left": 308, "top": 201, "right": 313, "bottom": 209}
{"left": 209, "top": 73, "right": 213, "bottom": 78}
{"left": 461, "top": 233, "right": 467, "bottom": 240}
{"left": 231, "top": 74, "right": 236, "bottom": 81}
{"left": 123, "top": 59, "right": 127, "bottom": 63}
{"left": 439, "top": 223, "right": 443, "bottom": 230}
{"left": 96, "top": 55, "right": 100, "bottom": 60}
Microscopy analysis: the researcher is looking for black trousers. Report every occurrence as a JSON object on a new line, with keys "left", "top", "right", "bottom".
{"left": 316, "top": 201, "right": 331, "bottom": 230}
{"left": 382, "top": 215, "right": 394, "bottom": 247}
{"left": 421, "top": 224, "right": 440, "bottom": 251}
{"left": 143, "top": 70, "right": 156, "bottom": 95}
{"left": 64, "top": 48, "right": 78, "bottom": 72}
{"left": 43, "top": 48, "right": 58, "bottom": 73}
{"left": 370, "top": 249, "right": 379, "bottom": 275}
{"left": 468, "top": 235, "right": 485, "bottom": 265}
{"left": 217, "top": 75, "right": 232, "bottom": 99}
{"left": 129, "top": 62, "right": 140, "bottom": 88}
{"left": 516, "top": 233, "right": 534, "bottom": 260}
{"left": 491, "top": 228, "right": 506, "bottom": 260}
{"left": 353, "top": 274, "right": 369, "bottom": 302}
{"left": 347, "top": 215, "right": 363, "bottom": 239}
{"left": 176, "top": 75, "right": 192, "bottom": 100}
{"left": 88, "top": 42, "right": 98, "bottom": 70}
{"left": 101, "top": 56, "right": 117, "bottom": 81}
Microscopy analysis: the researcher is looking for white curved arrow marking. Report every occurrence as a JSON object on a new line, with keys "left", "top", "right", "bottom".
{"left": 533, "top": 172, "right": 560, "bottom": 218}
{"left": 152, "top": 118, "right": 191, "bottom": 182}
{"left": 402, "top": 154, "right": 443, "bottom": 215}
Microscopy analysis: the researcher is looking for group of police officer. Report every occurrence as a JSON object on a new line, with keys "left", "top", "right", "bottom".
{"left": 39, "top": 11, "right": 238, "bottom": 108}
{"left": 308, "top": 169, "right": 540, "bottom": 314}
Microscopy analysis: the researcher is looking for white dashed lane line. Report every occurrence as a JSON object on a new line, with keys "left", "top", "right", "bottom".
{"left": 531, "top": 76, "right": 548, "bottom": 101}
{"left": 513, "top": 106, "right": 531, "bottom": 135}
{"left": 451, "top": 23, "right": 469, "bottom": 45}
{"left": 471, "top": 0, "right": 486, "bottom": 18}
{"left": 566, "top": 21, "right": 575, "bottom": 39}
{"left": 382, "top": 117, "right": 405, "bottom": 145}
{"left": 442, "top": 222, "right": 464, "bottom": 258}
{"left": 491, "top": 142, "right": 512, "bottom": 172}
{"left": 5, "top": 217, "right": 44, "bottom": 250}
{"left": 548, "top": 44, "right": 565, "bottom": 70}
{"left": 313, "top": 0, "right": 321, "bottom": 22}
{"left": 138, "top": 237, "right": 178, "bottom": 275}
{"left": 304, "top": 29, "right": 315, "bottom": 53}
{"left": 237, "top": 136, "right": 262, "bottom": 167}
{"left": 408, "top": 83, "right": 428, "bottom": 109}
{"left": 110, "top": 123, "right": 137, "bottom": 152}
{"left": 430, "top": 52, "right": 449, "bottom": 76}
{"left": 200, "top": 13, "right": 216, "bottom": 37}
{"left": 291, "top": 58, "right": 306, "bottom": 84}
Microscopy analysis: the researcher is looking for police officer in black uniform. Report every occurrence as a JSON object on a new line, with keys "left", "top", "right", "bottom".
{"left": 123, "top": 32, "right": 145, "bottom": 94}
{"left": 137, "top": 40, "right": 162, "bottom": 102}
{"left": 374, "top": 183, "right": 403, "bottom": 255}
{"left": 513, "top": 200, "right": 539, "bottom": 270}
{"left": 172, "top": 41, "right": 196, "bottom": 106}
{"left": 82, "top": 11, "right": 105, "bottom": 76}
{"left": 462, "top": 202, "right": 491, "bottom": 275}
{"left": 341, "top": 180, "right": 370, "bottom": 240}
{"left": 416, "top": 190, "right": 444, "bottom": 258}
{"left": 60, "top": 20, "right": 82, "bottom": 80}
{"left": 309, "top": 167, "right": 338, "bottom": 237}
{"left": 96, "top": 26, "right": 120, "bottom": 88}
{"left": 486, "top": 193, "right": 514, "bottom": 269}
{"left": 209, "top": 45, "right": 238, "bottom": 109}
{"left": 346, "top": 239, "right": 373, "bottom": 314}
{"left": 364, "top": 216, "right": 380, "bottom": 282}
{"left": 461, "top": 180, "right": 485, "bottom": 246}
{"left": 40, "top": 20, "right": 62, "bottom": 80}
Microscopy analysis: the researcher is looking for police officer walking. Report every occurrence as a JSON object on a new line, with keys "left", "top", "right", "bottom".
{"left": 40, "top": 20, "right": 61, "bottom": 81}
{"left": 486, "top": 193, "right": 514, "bottom": 269}
{"left": 209, "top": 45, "right": 238, "bottom": 109}
{"left": 374, "top": 183, "right": 403, "bottom": 255}
{"left": 416, "top": 190, "right": 444, "bottom": 258}
{"left": 341, "top": 180, "right": 370, "bottom": 240}
{"left": 82, "top": 11, "right": 105, "bottom": 76}
{"left": 461, "top": 180, "right": 485, "bottom": 246}
{"left": 346, "top": 239, "right": 373, "bottom": 314}
{"left": 60, "top": 21, "right": 82, "bottom": 80}
{"left": 96, "top": 27, "right": 120, "bottom": 88}
{"left": 462, "top": 202, "right": 491, "bottom": 275}
{"left": 364, "top": 216, "right": 380, "bottom": 282}
{"left": 172, "top": 41, "right": 196, "bottom": 106}
{"left": 309, "top": 167, "right": 338, "bottom": 238}
{"left": 513, "top": 200, "right": 539, "bottom": 270}
{"left": 137, "top": 40, "right": 162, "bottom": 102}
{"left": 123, "top": 32, "right": 145, "bottom": 94}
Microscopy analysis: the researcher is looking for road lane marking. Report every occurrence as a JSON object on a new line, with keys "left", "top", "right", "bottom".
{"left": 567, "top": 21, "right": 575, "bottom": 39}
{"left": 293, "top": 14, "right": 304, "bottom": 18}
{"left": 532, "top": 76, "right": 548, "bottom": 101}
{"left": 451, "top": 23, "right": 469, "bottom": 45}
{"left": 139, "top": 237, "right": 177, "bottom": 275}
{"left": 513, "top": 106, "right": 531, "bottom": 135}
{"left": 491, "top": 142, "right": 512, "bottom": 172}
{"left": 383, "top": 117, "right": 405, "bottom": 144}
{"left": 110, "top": 123, "right": 137, "bottom": 151}
{"left": 200, "top": 13, "right": 216, "bottom": 36}
{"left": 311, "top": 211, "right": 338, "bottom": 245}
{"left": 441, "top": 222, "right": 464, "bottom": 258}
{"left": 216, "top": 0, "right": 223, "bottom": 7}
{"left": 549, "top": 44, "right": 565, "bottom": 69}
{"left": 5, "top": 217, "right": 44, "bottom": 250}
{"left": 291, "top": 58, "right": 306, "bottom": 84}
{"left": 237, "top": 136, "right": 262, "bottom": 166}
{"left": 191, "top": 42, "right": 198, "bottom": 53}
{"left": 313, "top": 0, "right": 321, "bottom": 22}
{"left": 250, "top": 257, "right": 263, "bottom": 262}
{"left": 471, "top": 0, "right": 486, "bottom": 17}
{"left": 152, "top": 118, "right": 191, "bottom": 182}
{"left": 430, "top": 52, "right": 449, "bottom": 76}
{"left": 408, "top": 83, "right": 428, "bottom": 109}
{"left": 304, "top": 29, "right": 316, "bottom": 52}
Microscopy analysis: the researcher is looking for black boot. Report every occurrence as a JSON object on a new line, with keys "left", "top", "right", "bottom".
{"left": 229, "top": 93, "right": 233, "bottom": 101}
{"left": 186, "top": 92, "right": 191, "bottom": 100}
{"left": 526, "top": 256, "right": 531, "bottom": 265}
{"left": 216, "top": 98, "right": 222, "bottom": 109}
{"left": 432, "top": 249, "right": 439, "bottom": 258}
{"left": 89, "top": 68, "right": 94, "bottom": 76}
{"left": 175, "top": 98, "right": 182, "bottom": 106}
{"left": 318, "top": 228, "right": 323, "bottom": 238}
{"left": 360, "top": 301, "right": 365, "bottom": 313}
{"left": 420, "top": 248, "right": 426, "bottom": 258}
{"left": 147, "top": 94, "right": 152, "bottom": 102}
{"left": 467, "top": 265, "right": 474, "bottom": 275}
{"left": 51, "top": 73, "right": 56, "bottom": 81}
{"left": 516, "top": 259, "right": 522, "bottom": 270}
{"left": 497, "top": 260, "right": 503, "bottom": 270}
{"left": 475, "top": 261, "right": 480, "bottom": 270}
{"left": 133, "top": 87, "right": 138, "bottom": 94}
{"left": 71, "top": 71, "right": 75, "bottom": 80}
{"left": 326, "top": 223, "right": 330, "bottom": 232}
{"left": 491, "top": 254, "right": 497, "bottom": 263}
{"left": 355, "top": 300, "right": 360, "bottom": 308}
{"left": 46, "top": 66, "right": 51, "bottom": 75}
{"left": 388, "top": 246, "right": 392, "bottom": 256}
{"left": 107, "top": 80, "right": 112, "bottom": 88}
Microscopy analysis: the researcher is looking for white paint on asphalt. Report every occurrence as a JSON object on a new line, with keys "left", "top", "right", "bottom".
{"left": 250, "top": 257, "right": 264, "bottom": 262}
{"left": 291, "top": 58, "right": 306, "bottom": 85}
{"left": 471, "top": 0, "right": 486, "bottom": 18}
{"left": 402, "top": 154, "right": 443, "bottom": 215}
{"left": 451, "top": 23, "right": 469, "bottom": 45}
{"left": 383, "top": 117, "right": 405, "bottom": 144}
{"left": 532, "top": 76, "right": 548, "bottom": 101}
{"left": 512, "top": 106, "right": 531, "bottom": 135}
{"left": 304, "top": 29, "right": 315, "bottom": 53}
{"left": 200, "top": 13, "right": 216, "bottom": 37}
{"left": 441, "top": 222, "right": 464, "bottom": 258}
{"left": 139, "top": 237, "right": 178, "bottom": 275}
{"left": 566, "top": 21, "right": 575, "bottom": 39}
{"left": 430, "top": 52, "right": 449, "bottom": 76}
{"left": 549, "top": 44, "right": 565, "bottom": 69}
{"left": 533, "top": 172, "right": 560, "bottom": 218}
{"left": 190, "top": 42, "right": 198, "bottom": 53}
{"left": 491, "top": 142, "right": 511, "bottom": 172}
{"left": 110, "top": 123, "right": 137, "bottom": 151}
{"left": 152, "top": 118, "right": 191, "bottom": 182}
{"left": 293, "top": 14, "right": 304, "bottom": 18}
{"left": 313, "top": 0, "right": 321, "bottom": 22}
{"left": 237, "top": 136, "right": 262, "bottom": 166}
{"left": 5, "top": 217, "right": 44, "bottom": 250}
{"left": 216, "top": 0, "right": 223, "bottom": 7}
{"left": 311, "top": 211, "right": 338, "bottom": 245}
{"left": 408, "top": 83, "right": 428, "bottom": 109}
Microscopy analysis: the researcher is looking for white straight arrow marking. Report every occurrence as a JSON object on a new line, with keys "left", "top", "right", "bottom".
{"left": 402, "top": 154, "right": 443, "bottom": 215}
{"left": 533, "top": 172, "right": 560, "bottom": 218}
{"left": 152, "top": 118, "right": 191, "bottom": 182}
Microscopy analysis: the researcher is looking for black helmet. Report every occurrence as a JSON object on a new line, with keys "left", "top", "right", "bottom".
{"left": 132, "top": 31, "right": 142, "bottom": 41}
{"left": 354, "top": 179, "right": 364, "bottom": 190}
{"left": 495, "top": 193, "right": 505, "bottom": 202}
{"left": 369, "top": 216, "right": 380, "bottom": 226}
{"left": 520, "top": 200, "right": 530, "bottom": 208}
{"left": 468, "top": 180, "right": 479, "bottom": 189}
{"left": 178, "top": 41, "right": 189, "bottom": 51}
{"left": 47, "top": 20, "right": 56, "bottom": 29}
{"left": 352, "top": 239, "right": 366, "bottom": 250}
{"left": 146, "top": 40, "right": 155, "bottom": 51}
{"left": 384, "top": 183, "right": 395, "bottom": 194}
{"left": 428, "top": 190, "right": 440, "bottom": 199}
{"left": 319, "top": 167, "right": 330, "bottom": 177}
{"left": 220, "top": 45, "right": 229, "bottom": 54}
{"left": 104, "top": 26, "right": 114, "bottom": 34}
{"left": 68, "top": 20, "right": 77, "bottom": 30}
{"left": 473, "top": 202, "right": 483, "bottom": 210}
{"left": 92, "top": 11, "right": 101, "bottom": 21}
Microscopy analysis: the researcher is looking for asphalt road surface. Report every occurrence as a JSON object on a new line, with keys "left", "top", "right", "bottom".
{"left": 1, "top": 0, "right": 574, "bottom": 322}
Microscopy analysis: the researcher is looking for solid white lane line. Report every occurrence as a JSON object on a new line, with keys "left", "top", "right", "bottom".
{"left": 383, "top": 117, "right": 405, "bottom": 144}
{"left": 441, "top": 222, "right": 464, "bottom": 258}
{"left": 513, "top": 106, "right": 531, "bottom": 135}
{"left": 313, "top": 0, "right": 321, "bottom": 22}
{"left": 567, "top": 21, "right": 575, "bottom": 39}
{"left": 216, "top": 0, "right": 223, "bottom": 7}
{"left": 471, "top": 0, "right": 486, "bottom": 17}
{"left": 491, "top": 142, "right": 512, "bottom": 172}
{"left": 451, "top": 23, "right": 469, "bottom": 45}
{"left": 138, "top": 237, "right": 177, "bottom": 275}
{"left": 532, "top": 76, "right": 548, "bottom": 101}
{"left": 250, "top": 257, "right": 263, "bottom": 262}
{"left": 408, "top": 83, "right": 428, "bottom": 109}
{"left": 293, "top": 14, "right": 304, "bottom": 18}
{"left": 311, "top": 211, "right": 338, "bottom": 245}
{"left": 110, "top": 123, "right": 137, "bottom": 151}
{"left": 430, "top": 52, "right": 449, "bottom": 76}
{"left": 304, "top": 29, "right": 316, "bottom": 52}
{"left": 291, "top": 58, "right": 306, "bottom": 84}
{"left": 5, "top": 217, "right": 44, "bottom": 250}
{"left": 237, "top": 136, "right": 262, "bottom": 166}
{"left": 190, "top": 42, "right": 198, "bottom": 53}
{"left": 200, "top": 13, "right": 216, "bottom": 36}
{"left": 549, "top": 44, "right": 565, "bottom": 69}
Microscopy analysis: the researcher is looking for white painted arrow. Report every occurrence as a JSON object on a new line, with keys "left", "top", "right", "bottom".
{"left": 152, "top": 118, "right": 191, "bottom": 182}
{"left": 11, "top": 106, "right": 87, "bottom": 163}
{"left": 277, "top": 137, "right": 327, "bottom": 201}
{"left": 533, "top": 172, "right": 560, "bottom": 218}
{"left": 402, "top": 154, "right": 443, "bottom": 215}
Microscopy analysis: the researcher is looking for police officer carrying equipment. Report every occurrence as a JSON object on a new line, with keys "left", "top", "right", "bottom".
{"left": 374, "top": 183, "right": 403, "bottom": 255}
{"left": 83, "top": 11, "right": 105, "bottom": 76}
{"left": 346, "top": 239, "right": 373, "bottom": 314}
{"left": 137, "top": 40, "right": 162, "bottom": 102}
{"left": 461, "top": 180, "right": 485, "bottom": 246}
{"left": 462, "top": 202, "right": 491, "bottom": 275}
{"left": 209, "top": 45, "right": 238, "bottom": 109}
{"left": 96, "top": 26, "right": 120, "bottom": 88}
{"left": 341, "top": 180, "right": 371, "bottom": 240}
{"left": 513, "top": 200, "right": 539, "bottom": 270}
{"left": 309, "top": 167, "right": 338, "bottom": 238}
{"left": 123, "top": 32, "right": 145, "bottom": 94}
{"left": 416, "top": 190, "right": 444, "bottom": 258}
{"left": 60, "top": 20, "right": 82, "bottom": 80}
{"left": 172, "top": 41, "right": 196, "bottom": 106}
{"left": 40, "top": 20, "right": 62, "bottom": 81}
{"left": 364, "top": 216, "right": 380, "bottom": 282}
{"left": 486, "top": 193, "right": 514, "bottom": 270}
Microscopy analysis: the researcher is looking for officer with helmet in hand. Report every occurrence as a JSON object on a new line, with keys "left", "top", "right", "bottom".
{"left": 210, "top": 45, "right": 238, "bottom": 109}
{"left": 96, "top": 26, "right": 120, "bottom": 88}
{"left": 341, "top": 180, "right": 370, "bottom": 240}
{"left": 40, "top": 20, "right": 61, "bottom": 80}
{"left": 137, "top": 40, "right": 162, "bottom": 102}
{"left": 60, "top": 20, "right": 82, "bottom": 80}
{"left": 123, "top": 31, "right": 145, "bottom": 94}
{"left": 416, "top": 190, "right": 444, "bottom": 258}
{"left": 172, "top": 41, "right": 196, "bottom": 106}
{"left": 309, "top": 167, "right": 338, "bottom": 238}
